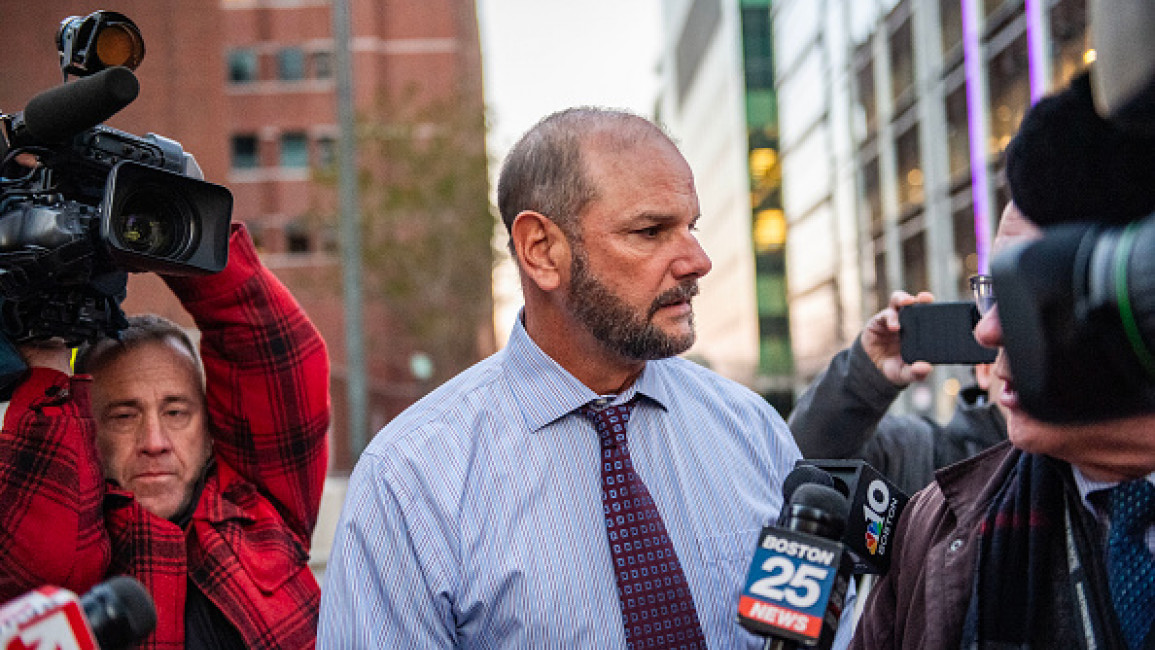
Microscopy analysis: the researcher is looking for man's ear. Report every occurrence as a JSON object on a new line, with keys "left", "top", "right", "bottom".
{"left": 511, "top": 210, "right": 570, "bottom": 292}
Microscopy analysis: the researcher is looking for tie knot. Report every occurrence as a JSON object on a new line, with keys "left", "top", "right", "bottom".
{"left": 579, "top": 399, "right": 636, "bottom": 448}
{"left": 1108, "top": 479, "right": 1155, "bottom": 536}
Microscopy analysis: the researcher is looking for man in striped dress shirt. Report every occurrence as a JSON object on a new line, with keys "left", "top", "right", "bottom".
{"left": 320, "top": 108, "right": 854, "bottom": 648}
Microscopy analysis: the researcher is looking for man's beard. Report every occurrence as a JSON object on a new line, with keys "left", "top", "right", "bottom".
{"left": 567, "top": 247, "right": 699, "bottom": 360}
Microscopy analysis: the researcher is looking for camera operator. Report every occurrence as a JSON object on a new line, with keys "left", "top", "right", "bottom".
{"left": 0, "top": 221, "right": 331, "bottom": 648}
{"left": 851, "top": 68, "right": 1155, "bottom": 649}
{"left": 789, "top": 290, "right": 1007, "bottom": 496}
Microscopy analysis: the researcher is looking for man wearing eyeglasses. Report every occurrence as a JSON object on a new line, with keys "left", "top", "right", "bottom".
{"left": 851, "top": 67, "right": 1155, "bottom": 650}
{"left": 788, "top": 285, "right": 1007, "bottom": 497}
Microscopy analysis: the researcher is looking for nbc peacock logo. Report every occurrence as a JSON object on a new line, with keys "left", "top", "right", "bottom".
{"left": 864, "top": 519, "right": 882, "bottom": 555}
{"left": 862, "top": 479, "right": 891, "bottom": 556}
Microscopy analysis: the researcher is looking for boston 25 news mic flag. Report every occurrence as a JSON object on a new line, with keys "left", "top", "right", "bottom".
{"left": 0, "top": 576, "right": 155, "bottom": 650}
{"left": 738, "top": 482, "right": 855, "bottom": 649}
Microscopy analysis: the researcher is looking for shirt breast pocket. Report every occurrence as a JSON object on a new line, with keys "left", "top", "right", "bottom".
{"left": 697, "top": 527, "right": 762, "bottom": 598}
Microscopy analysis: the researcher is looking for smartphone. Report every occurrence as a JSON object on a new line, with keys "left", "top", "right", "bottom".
{"left": 899, "top": 302, "right": 996, "bottom": 364}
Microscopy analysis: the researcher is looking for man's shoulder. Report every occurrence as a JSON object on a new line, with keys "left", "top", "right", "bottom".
{"left": 361, "top": 353, "right": 507, "bottom": 461}
{"left": 654, "top": 355, "right": 756, "bottom": 392}
{"left": 652, "top": 356, "right": 774, "bottom": 412}
{"left": 909, "top": 441, "right": 1017, "bottom": 526}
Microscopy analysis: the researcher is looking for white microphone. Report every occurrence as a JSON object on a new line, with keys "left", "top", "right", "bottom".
{"left": 0, "top": 576, "right": 156, "bottom": 650}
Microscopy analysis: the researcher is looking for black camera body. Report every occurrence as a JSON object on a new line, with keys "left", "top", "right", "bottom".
{"left": 993, "top": 219, "right": 1155, "bottom": 422}
{"left": 999, "top": 44, "right": 1155, "bottom": 422}
{"left": 0, "top": 66, "right": 232, "bottom": 344}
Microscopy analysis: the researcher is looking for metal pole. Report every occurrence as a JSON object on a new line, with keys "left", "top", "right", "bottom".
{"left": 332, "top": 0, "right": 368, "bottom": 461}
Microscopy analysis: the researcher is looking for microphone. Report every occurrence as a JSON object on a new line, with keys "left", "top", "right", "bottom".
{"left": 739, "top": 483, "right": 855, "bottom": 650}
{"left": 0, "top": 576, "right": 156, "bottom": 650}
{"left": 2, "top": 66, "right": 139, "bottom": 150}
{"left": 776, "top": 464, "right": 837, "bottom": 525}
{"left": 798, "top": 460, "right": 909, "bottom": 574}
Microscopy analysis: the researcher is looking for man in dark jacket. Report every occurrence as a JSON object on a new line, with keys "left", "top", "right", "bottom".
{"left": 789, "top": 290, "right": 1007, "bottom": 496}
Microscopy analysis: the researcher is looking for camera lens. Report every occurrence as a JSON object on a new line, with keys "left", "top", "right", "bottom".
{"left": 111, "top": 185, "right": 194, "bottom": 259}
{"left": 95, "top": 23, "right": 144, "bottom": 70}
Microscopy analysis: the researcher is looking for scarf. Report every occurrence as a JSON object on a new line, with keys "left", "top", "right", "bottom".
{"left": 961, "top": 451, "right": 1130, "bottom": 649}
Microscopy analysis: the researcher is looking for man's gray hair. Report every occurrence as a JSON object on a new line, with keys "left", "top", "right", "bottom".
{"left": 75, "top": 313, "right": 204, "bottom": 387}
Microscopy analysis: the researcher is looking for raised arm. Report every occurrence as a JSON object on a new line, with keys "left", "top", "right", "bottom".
{"left": 163, "top": 224, "right": 330, "bottom": 540}
{"left": 790, "top": 291, "right": 933, "bottom": 451}
{"left": 0, "top": 347, "right": 110, "bottom": 598}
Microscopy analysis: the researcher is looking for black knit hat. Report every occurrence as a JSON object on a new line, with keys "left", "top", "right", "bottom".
{"left": 1005, "top": 68, "right": 1155, "bottom": 227}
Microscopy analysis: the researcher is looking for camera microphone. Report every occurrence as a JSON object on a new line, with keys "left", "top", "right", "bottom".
{"left": 739, "top": 483, "right": 855, "bottom": 650}
{"left": 4, "top": 66, "right": 138, "bottom": 150}
{"left": 0, "top": 576, "right": 156, "bottom": 649}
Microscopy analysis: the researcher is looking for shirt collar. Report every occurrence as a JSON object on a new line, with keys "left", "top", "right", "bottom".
{"left": 1071, "top": 465, "right": 1155, "bottom": 515}
{"left": 503, "top": 311, "right": 672, "bottom": 433}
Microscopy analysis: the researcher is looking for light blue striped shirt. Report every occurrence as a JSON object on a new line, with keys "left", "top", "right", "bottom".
{"left": 319, "top": 316, "right": 854, "bottom": 648}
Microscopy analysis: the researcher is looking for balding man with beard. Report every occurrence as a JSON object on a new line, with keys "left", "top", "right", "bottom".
{"left": 319, "top": 107, "right": 853, "bottom": 649}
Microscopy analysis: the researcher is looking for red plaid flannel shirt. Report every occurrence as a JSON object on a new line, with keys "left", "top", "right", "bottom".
{"left": 0, "top": 224, "right": 330, "bottom": 649}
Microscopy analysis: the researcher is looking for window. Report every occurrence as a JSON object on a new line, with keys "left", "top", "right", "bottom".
{"left": 280, "top": 132, "right": 309, "bottom": 168}
{"left": 228, "top": 49, "right": 258, "bottom": 83}
{"left": 873, "top": 246, "right": 889, "bottom": 313}
{"left": 987, "top": 33, "right": 1030, "bottom": 156}
{"left": 231, "top": 135, "right": 258, "bottom": 169}
{"left": 311, "top": 50, "right": 333, "bottom": 79}
{"left": 854, "top": 49, "right": 878, "bottom": 138}
{"left": 953, "top": 199, "right": 979, "bottom": 296}
{"left": 902, "top": 231, "right": 928, "bottom": 294}
{"left": 315, "top": 136, "right": 336, "bottom": 168}
{"left": 741, "top": 7, "right": 774, "bottom": 91}
{"left": 940, "top": 0, "right": 963, "bottom": 57}
{"left": 286, "top": 221, "right": 311, "bottom": 253}
{"left": 1050, "top": 0, "right": 1089, "bottom": 88}
{"left": 895, "top": 125, "right": 924, "bottom": 210}
{"left": 945, "top": 85, "right": 971, "bottom": 181}
{"left": 889, "top": 15, "right": 914, "bottom": 106}
{"left": 863, "top": 156, "right": 883, "bottom": 236}
{"left": 278, "top": 47, "right": 305, "bottom": 81}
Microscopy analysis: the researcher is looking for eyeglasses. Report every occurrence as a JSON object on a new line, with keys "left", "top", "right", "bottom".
{"left": 969, "top": 274, "right": 995, "bottom": 316}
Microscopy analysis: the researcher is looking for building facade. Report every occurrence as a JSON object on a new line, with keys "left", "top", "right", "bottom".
{"left": 772, "top": 0, "right": 1088, "bottom": 417}
{"left": 657, "top": 0, "right": 797, "bottom": 412}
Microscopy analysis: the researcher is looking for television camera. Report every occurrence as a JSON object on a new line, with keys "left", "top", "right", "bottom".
{"left": 0, "top": 10, "right": 232, "bottom": 349}
{"left": 994, "top": 0, "right": 1155, "bottom": 422}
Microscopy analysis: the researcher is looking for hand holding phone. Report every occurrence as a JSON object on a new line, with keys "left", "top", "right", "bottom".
{"left": 899, "top": 302, "right": 997, "bottom": 365}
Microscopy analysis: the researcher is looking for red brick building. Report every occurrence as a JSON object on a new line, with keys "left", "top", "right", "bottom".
{"left": 0, "top": 0, "right": 495, "bottom": 473}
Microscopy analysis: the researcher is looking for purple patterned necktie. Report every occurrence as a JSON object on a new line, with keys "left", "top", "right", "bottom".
{"left": 579, "top": 399, "right": 707, "bottom": 649}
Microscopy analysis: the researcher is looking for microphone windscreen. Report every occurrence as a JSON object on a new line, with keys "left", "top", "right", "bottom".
{"left": 790, "top": 483, "right": 850, "bottom": 523}
{"left": 22, "top": 66, "right": 139, "bottom": 143}
{"left": 781, "top": 464, "right": 835, "bottom": 504}
{"left": 1006, "top": 69, "right": 1155, "bottom": 227}
{"left": 80, "top": 575, "right": 157, "bottom": 648}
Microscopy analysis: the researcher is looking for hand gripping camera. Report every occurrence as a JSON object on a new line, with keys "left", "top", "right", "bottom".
{"left": 0, "top": 11, "right": 232, "bottom": 346}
